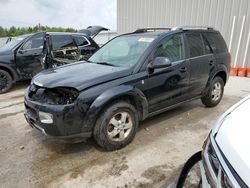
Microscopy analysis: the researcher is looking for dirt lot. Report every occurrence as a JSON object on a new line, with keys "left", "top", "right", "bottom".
{"left": 0, "top": 77, "right": 249, "bottom": 188}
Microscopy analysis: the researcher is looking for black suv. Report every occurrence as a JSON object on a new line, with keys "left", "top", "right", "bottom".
{"left": 24, "top": 26, "right": 230, "bottom": 150}
{"left": 0, "top": 26, "right": 107, "bottom": 93}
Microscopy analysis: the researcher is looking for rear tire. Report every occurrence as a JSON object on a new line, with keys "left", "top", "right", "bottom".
{"left": 93, "top": 101, "right": 139, "bottom": 151}
{"left": 201, "top": 76, "right": 224, "bottom": 107}
{"left": 0, "top": 69, "right": 13, "bottom": 94}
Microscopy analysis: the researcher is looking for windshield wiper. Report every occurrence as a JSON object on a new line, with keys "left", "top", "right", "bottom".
{"left": 96, "top": 62, "right": 117, "bottom": 67}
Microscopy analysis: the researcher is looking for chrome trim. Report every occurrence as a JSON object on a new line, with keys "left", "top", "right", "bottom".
{"left": 200, "top": 161, "right": 211, "bottom": 188}
{"left": 203, "top": 138, "right": 217, "bottom": 187}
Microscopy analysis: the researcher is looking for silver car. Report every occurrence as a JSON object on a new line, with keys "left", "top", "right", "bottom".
{"left": 177, "top": 95, "right": 250, "bottom": 187}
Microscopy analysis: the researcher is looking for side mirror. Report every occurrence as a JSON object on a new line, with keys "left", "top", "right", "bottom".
{"left": 148, "top": 57, "right": 172, "bottom": 69}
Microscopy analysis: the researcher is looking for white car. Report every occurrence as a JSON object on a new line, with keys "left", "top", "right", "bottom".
{"left": 177, "top": 95, "right": 250, "bottom": 187}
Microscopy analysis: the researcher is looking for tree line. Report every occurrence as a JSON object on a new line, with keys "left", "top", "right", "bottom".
{"left": 0, "top": 25, "right": 77, "bottom": 37}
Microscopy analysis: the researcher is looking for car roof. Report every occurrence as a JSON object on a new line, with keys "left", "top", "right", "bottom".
{"left": 123, "top": 26, "right": 219, "bottom": 38}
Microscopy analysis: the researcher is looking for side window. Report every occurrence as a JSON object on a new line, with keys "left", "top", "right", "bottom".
{"left": 204, "top": 33, "right": 228, "bottom": 53}
{"left": 186, "top": 33, "right": 204, "bottom": 57}
{"left": 51, "top": 35, "right": 75, "bottom": 50}
{"left": 154, "top": 34, "right": 184, "bottom": 62}
{"left": 21, "top": 33, "right": 44, "bottom": 50}
{"left": 202, "top": 35, "right": 213, "bottom": 54}
{"left": 73, "top": 36, "right": 89, "bottom": 46}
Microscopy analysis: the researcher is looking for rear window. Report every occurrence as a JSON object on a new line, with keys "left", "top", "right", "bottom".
{"left": 204, "top": 33, "right": 228, "bottom": 53}
{"left": 186, "top": 33, "right": 204, "bottom": 57}
{"left": 51, "top": 35, "right": 75, "bottom": 50}
{"left": 73, "top": 36, "right": 89, "bottom": 46}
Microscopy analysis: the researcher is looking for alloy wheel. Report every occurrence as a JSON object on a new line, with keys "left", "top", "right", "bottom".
{"left": 107, "top": 111, "right": 133, "bottom": 142}
{"left": 211, "top": 82, "right": 222, "bottom": 102}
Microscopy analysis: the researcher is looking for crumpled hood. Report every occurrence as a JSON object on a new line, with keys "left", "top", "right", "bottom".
{"left": 33, "top": 62, "right": 131, "bottom": 91}
{"left": 215, "top": 98, "right": 250, "bottom": 187}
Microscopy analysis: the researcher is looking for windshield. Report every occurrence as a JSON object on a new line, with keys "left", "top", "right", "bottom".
{"left": 0, "top": 35, "right": 29, "bottom": 51}
{"left": 89, "top": 35, "right": 155, "bottom": 67}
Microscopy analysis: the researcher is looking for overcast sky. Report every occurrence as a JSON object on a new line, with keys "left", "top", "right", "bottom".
{"left": 0, "top": 0, "right": 117, "bottom": 30}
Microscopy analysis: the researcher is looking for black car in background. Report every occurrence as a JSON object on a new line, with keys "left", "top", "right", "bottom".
{"left": 0, "top": 26, "right": 108, "bottom": 93}
{"left": 24, "top": 26, "right": 230, "bottom": 150}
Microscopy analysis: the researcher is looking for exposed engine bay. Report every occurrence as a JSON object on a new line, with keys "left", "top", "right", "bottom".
{"left": 28, "top": 84, "right": 79, "bottom": 105}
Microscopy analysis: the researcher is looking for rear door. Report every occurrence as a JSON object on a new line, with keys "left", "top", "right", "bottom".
{"left": 15, "top": 32, "right": 45, "bottom": 79}
{"left": 185, "top": 31, "right": 215, "bottom": 97}
{"left": 203, "top": 32, "right": 230, "bottom": 71}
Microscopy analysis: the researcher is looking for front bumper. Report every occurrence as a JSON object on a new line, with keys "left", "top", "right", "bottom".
{"left": 201, "top": 134, "right": 246, "bottom": 188}
{"left": 24, "top": 88, "right": 92, "bottom": 140}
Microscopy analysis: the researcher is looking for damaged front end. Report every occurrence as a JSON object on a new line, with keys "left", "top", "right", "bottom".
{"left": 24, "top": 83, "right": 91, "bottom": 139}
{"left": 28, "top": 84, "right": 79, "bottom": 105}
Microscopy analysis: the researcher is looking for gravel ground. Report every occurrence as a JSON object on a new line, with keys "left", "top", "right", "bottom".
{"left": 0, "top": 77, "right": 249, "bottom": 188}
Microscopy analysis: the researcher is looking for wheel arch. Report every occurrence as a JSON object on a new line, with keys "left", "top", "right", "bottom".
{"left": 213, "top": 70, "right": 227, "bottom": 85}
{"left": 83, "top": 85, "right": 148, "bottom": 132}
{"left": 203, "top": 67, "right": 228, "bottom": 97}
{"left": 0, "top": 63, "right": 18, "bottom": 82}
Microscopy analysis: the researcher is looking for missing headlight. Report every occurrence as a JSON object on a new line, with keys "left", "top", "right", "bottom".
{"left": 28, "top": 84, "right": 79, "bottom": 105}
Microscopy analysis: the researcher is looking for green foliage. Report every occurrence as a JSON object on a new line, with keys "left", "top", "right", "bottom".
{"left": 0, "top": 25, "right": 77, "bottom": 37}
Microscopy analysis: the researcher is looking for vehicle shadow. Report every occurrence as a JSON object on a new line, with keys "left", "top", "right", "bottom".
{"left": 139, "top": 100, "right": 204, "bottom": 131}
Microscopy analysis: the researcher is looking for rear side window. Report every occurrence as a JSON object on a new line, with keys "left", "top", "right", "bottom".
{"left": 204, "top": 33, "right": 228, "bottom": 53}
{"left": 51, "top": 35, "right": 75, "bottom": 50}
{"left": 186, "top": 33, "right": 204, "bottom": 58}
{"left": 73, "top": 36, "right": 89, "bottom": 46}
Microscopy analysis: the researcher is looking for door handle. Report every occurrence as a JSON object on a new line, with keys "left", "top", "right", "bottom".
{"left": 209, "top": 60, "right": 215, "bottom": 66}
{"left": 180, "top": 67, "right": 187, "bottom": 73}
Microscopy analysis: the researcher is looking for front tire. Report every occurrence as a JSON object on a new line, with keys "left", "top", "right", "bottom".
{"left": 93, "top": 101, "right": 139, "bottom": 151}
{"left": 0, "top": 69, "right": 13, "bottom": 94}
{"left": 201, "top": 76, "right": 224, "bottom": 107}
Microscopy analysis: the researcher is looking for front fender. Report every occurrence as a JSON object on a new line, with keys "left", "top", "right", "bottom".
{"left": 83, "top": 85, "right": 148, "bottom": 131}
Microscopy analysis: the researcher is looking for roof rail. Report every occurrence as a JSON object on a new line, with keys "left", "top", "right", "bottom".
{"left": 171, "top": 26, "right": 214, "bottom": 31}
{"left": 134, "top": 27, "right": 171, "bottom": 33}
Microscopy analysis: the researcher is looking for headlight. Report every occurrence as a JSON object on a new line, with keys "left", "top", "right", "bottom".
{"left": 45, "top": 87, "right": 79, "bottom": 105}
{"left": 28, "top": 84, "right": 79, "bottom": 105}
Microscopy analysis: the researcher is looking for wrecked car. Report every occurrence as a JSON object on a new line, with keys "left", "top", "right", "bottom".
{"left": 176, "top": 95, "right": 250, "bottom": 188}
{"left": 24, "top": 26, "right": 230, "bottom": 150}
{"left": 0, "top": 26, "right": 108, "bottom": 93}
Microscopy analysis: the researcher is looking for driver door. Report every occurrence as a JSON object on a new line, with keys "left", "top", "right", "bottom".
{"left": 15, "top": 32, "right": 45, "bottom": 79}
{"left": 145, "top": 34, "right": 190, "bottom": 113}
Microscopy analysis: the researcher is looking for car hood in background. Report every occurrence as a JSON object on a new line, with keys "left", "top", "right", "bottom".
{"left": 33, "top": 62, "right": 131, "bottom": 91}
{"left": 215, "top": 98, "right": 250, "bottom": 186}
